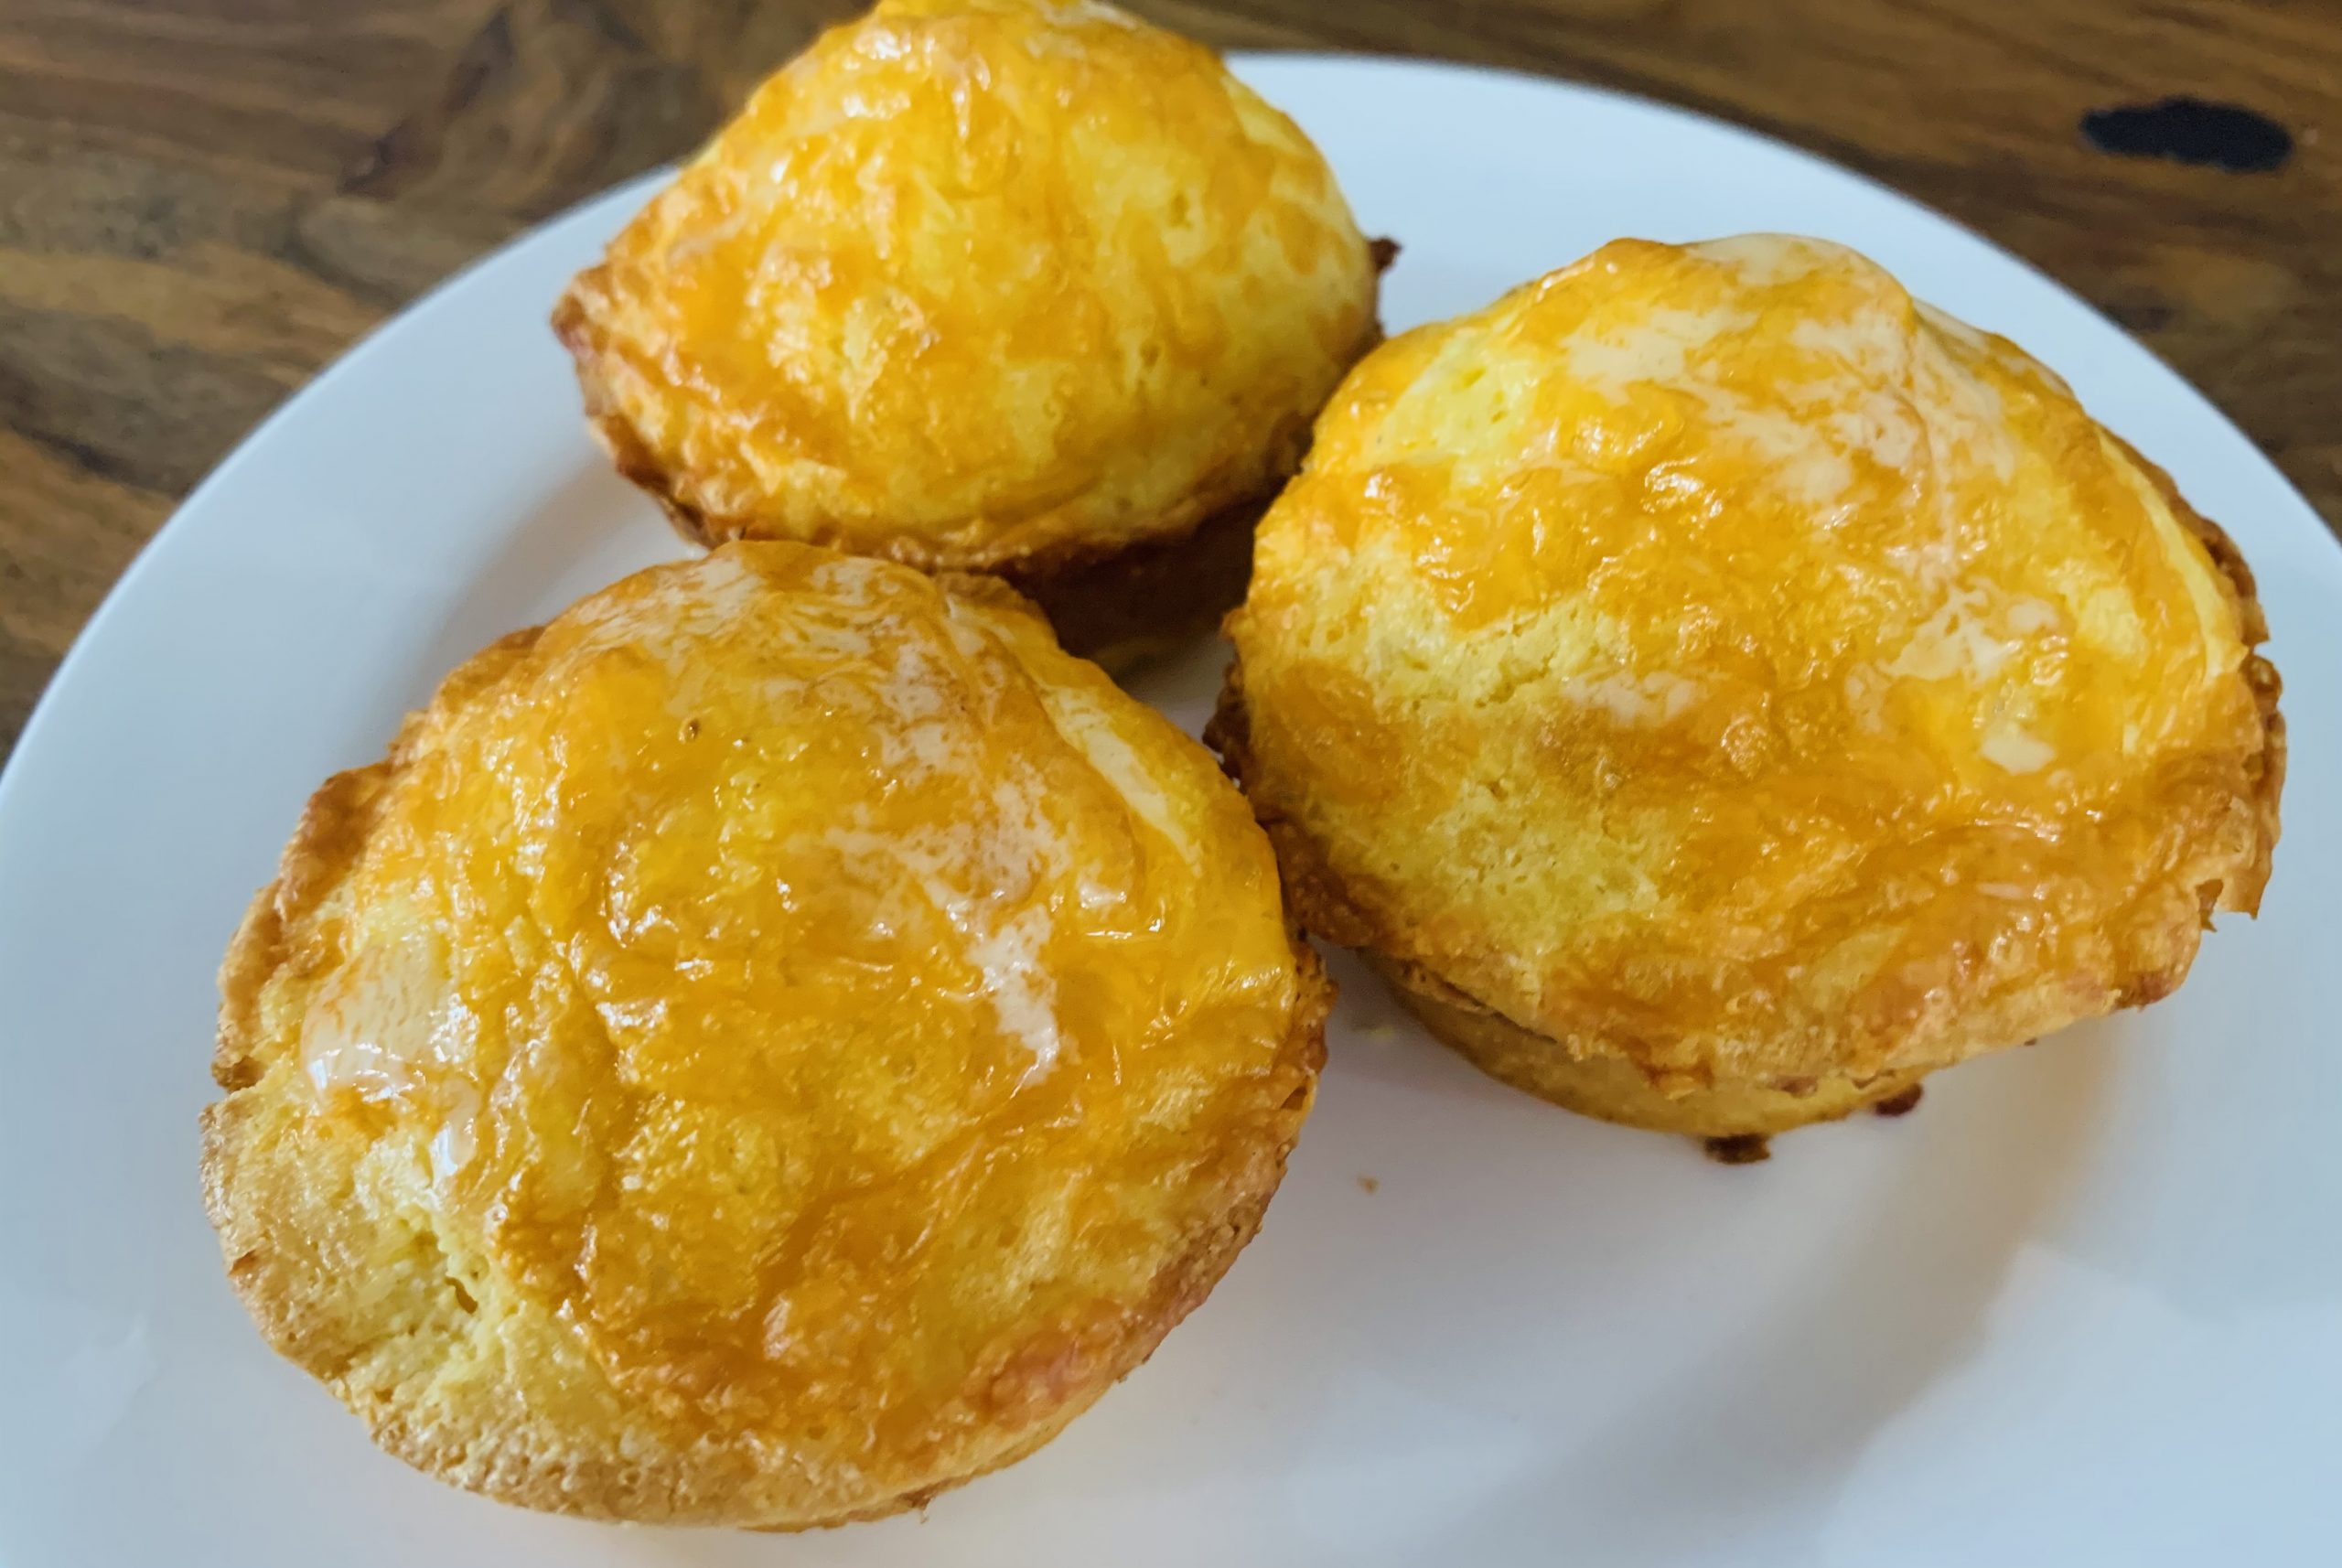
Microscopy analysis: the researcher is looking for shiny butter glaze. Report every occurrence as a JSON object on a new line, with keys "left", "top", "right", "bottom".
{"left": 274, "top": 545, "right": 1315, "bottom": 1457}
{"left": 1231, "top": 235, "right": 2280, "bottom": 1084}
{"left": 557, "top": 0, "right": 1379, "bottom": 568}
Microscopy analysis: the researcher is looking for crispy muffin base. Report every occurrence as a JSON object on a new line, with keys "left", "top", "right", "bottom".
{"left": 1365, "top": 951, "right": 1927, "bottom": 1138}
{"left": 202, "top": 617, "right": 1335, "bottom": 1530}
{"left": 1003, "top": 490, "right": 1266, "bottom": 673}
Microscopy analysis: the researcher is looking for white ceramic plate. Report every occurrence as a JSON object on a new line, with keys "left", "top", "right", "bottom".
{"left": 3, "top": 56, "right": 2338, "bottom": 1568}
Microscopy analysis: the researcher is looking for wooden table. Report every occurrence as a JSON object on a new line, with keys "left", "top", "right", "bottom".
{"left": 3, "top": 0, "right": 2336, "bottom": 753}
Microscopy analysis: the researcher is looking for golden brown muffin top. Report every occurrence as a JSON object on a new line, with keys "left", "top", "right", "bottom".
{"left": 204, "top": 544, "right": 1325, "bottom": 1525}
{"left": 556, "top": 0, "right": 1379, "bottom": 569}
{"left": 1228, "top": 235, "right": 2281, "bottom": 1089}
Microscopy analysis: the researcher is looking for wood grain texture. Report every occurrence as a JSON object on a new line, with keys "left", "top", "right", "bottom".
{"left": 2, "top": 0, "right": 2337, "bottom": 752}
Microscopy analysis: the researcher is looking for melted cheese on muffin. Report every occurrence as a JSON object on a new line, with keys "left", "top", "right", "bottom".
{"left": 555, "top": 0, "right": 1380, "bottom": 569}
{"left": 205, "top": 544, "right": 1326, "bottom": 1526}
{"left": 1229, "top": 235, "right": 2280, "bottom": 1090}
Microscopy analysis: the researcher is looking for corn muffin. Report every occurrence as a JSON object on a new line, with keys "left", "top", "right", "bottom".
{"left": 204, "top": 543, "right": 1329, "bottom": 1525}
{"left": 1215, "top": 234, "right": 2282, "bottom": 1144}
{"left": 555, "top": 0, "right": 1385, "bottom": 665}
